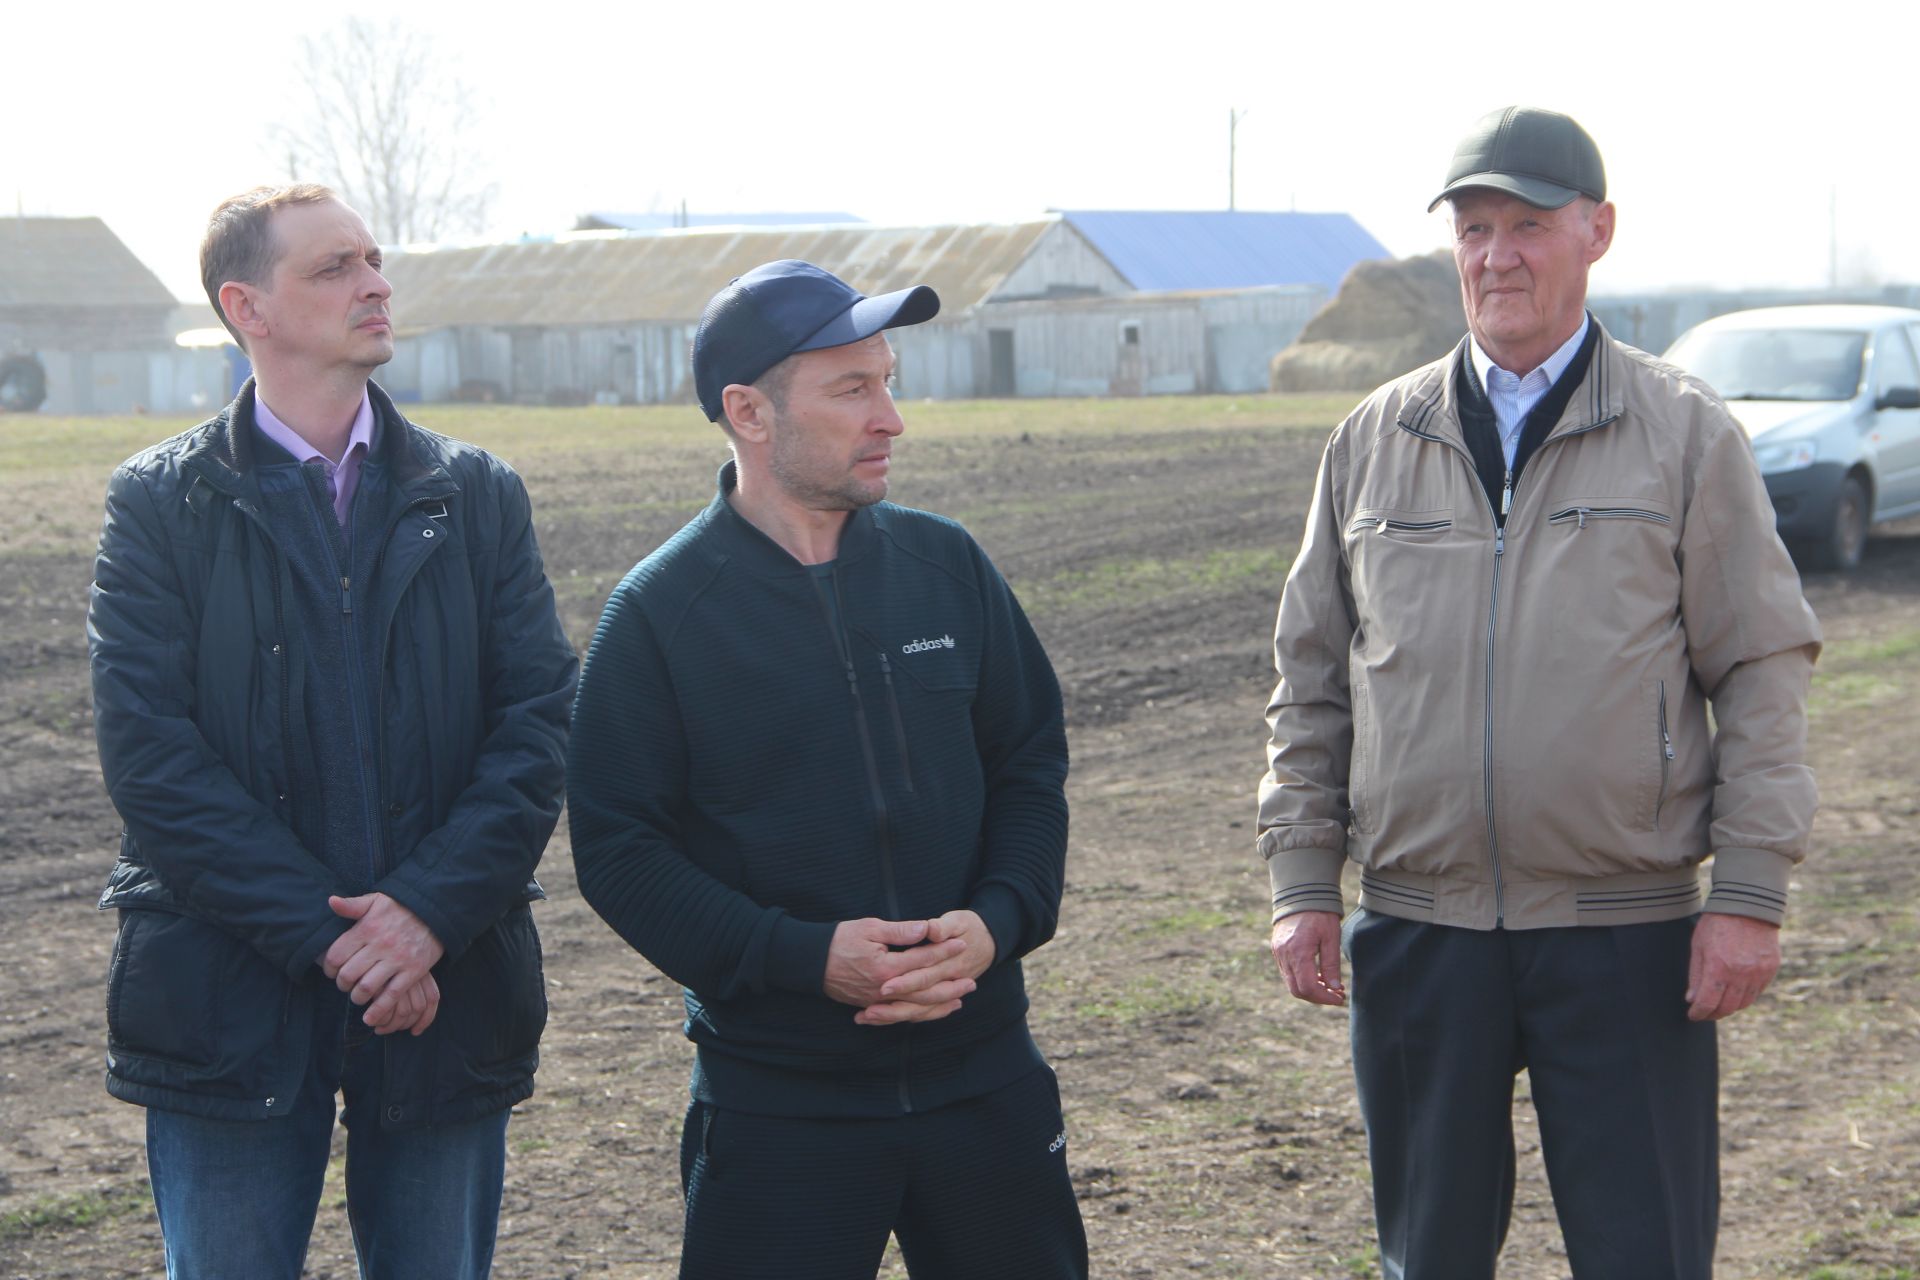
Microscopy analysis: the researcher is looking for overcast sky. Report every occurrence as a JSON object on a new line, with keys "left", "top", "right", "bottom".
{"left": 11, "top": 1, "right": 1917, "bottom": 306}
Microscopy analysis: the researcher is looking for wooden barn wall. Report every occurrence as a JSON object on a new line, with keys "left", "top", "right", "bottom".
{"left": 989, "top": 224, "right": 1130, "bottom": 301}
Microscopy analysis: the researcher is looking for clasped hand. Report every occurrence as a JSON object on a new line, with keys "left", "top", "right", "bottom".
{"left": 824, "top": 910, "right": 996, "bottom": 1026}
{"left": 320, "top": 892, "right": 445, "bottom": 1036}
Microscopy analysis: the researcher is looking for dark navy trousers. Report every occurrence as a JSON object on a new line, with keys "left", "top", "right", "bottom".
{"left": 676, "top": 1064, "right": 1087, "bottom": 1279}
{"left": 1344, "top": 910, "right": 1718, "bottom": 1280}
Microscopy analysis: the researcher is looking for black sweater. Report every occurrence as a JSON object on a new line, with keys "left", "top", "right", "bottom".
{"left": 568, "top": 463, "right": 1069, "bottom": 1117}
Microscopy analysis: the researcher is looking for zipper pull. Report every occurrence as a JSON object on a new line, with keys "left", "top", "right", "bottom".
{"left": 1500, "top": 468, "right": 1513, "bottom": 518}
{"left": 1495, "top": 525, "right": 1505, "bottom": 557}
{"left": 340, "top": 575, "right": 352, "bottom": 615}
{"left": 879, "top": 651, "right": 896, "bottom": 684}
{"left": 1578, "top": 508, "right": 1590, "bottom": 530}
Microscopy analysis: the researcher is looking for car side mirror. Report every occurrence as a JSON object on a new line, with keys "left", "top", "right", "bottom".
{"left": 1877, "top": 385, "right": 1920, "bottom": 410}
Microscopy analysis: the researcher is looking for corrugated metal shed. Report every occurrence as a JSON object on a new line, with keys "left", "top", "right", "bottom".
{"left": 575, "top": 211, "right": 865, "bottom": 231}
{"left": 0, "top": 217, "right": 177, "bottom": 310}
{"left": 381, "top": 221, "right": 1060, "bottom": 331}
{"left": 1057, "top": 210, "right": 1389, "bottom": 294}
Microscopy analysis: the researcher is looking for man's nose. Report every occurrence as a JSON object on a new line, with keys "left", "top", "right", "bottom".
{"left": 361, "top": 265, "right": 392, "bottom": 301}
{"left": 873, "top": 393, "right": 905, "bottom": 436}
{"left": 1482, "top": 229, "right": 1523, "bottom": 272}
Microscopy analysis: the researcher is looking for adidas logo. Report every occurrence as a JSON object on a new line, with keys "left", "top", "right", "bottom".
{"left": 1048, "top": 1131, "right": 1067, "bottom": 1153}
{"left": 901, "top": 635, "right": 956, "bottom": 655}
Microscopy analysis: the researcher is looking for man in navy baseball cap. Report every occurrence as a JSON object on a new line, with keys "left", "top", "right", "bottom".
{"left": 693, "top": 259, "right": 940, "bottom": 424}
{"left": 570, "top": 260, "right": 1087, "bottom": 1278}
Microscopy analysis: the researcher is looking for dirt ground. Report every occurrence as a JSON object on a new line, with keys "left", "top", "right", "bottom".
{"left": 2, "top": 399, "right": 1915, "bottom": 1279}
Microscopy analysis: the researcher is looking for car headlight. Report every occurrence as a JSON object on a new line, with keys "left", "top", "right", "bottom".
{"left": 1754, "top": 440, "right": 1818, "bottom": 473}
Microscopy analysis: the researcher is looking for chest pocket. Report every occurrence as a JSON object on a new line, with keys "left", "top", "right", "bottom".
{"left": 1342, "top": 506, "right": 1478, "bottom": 657}
{"left": 862, "top": 629, "right": 979, "bottom": 796}
{"left": 1347, "top": 511, "right": 1455, "bottom": 539}
{"left": 1544, "top": 502, "right": 1674, "bottom": 531}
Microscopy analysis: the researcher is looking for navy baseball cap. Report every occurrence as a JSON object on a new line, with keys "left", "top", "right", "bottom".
{"left": 693, "top": 260, "right": 941, "bottom": 422}
{"left": 1428, "top": 106, "right": 1606, "bottom": 212}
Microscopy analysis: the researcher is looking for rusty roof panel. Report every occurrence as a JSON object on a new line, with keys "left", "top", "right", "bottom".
{"left": 380, "top": 220, "right": 1059, "bottom": 331}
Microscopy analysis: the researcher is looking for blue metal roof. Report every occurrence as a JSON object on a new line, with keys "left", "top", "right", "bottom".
{"left": 1057, "top": 210, "right": 1389, "bottom": 293}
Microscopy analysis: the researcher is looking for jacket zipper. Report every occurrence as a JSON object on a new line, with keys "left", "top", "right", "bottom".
{"left": 877, "top": 650, "right": 916, "bottom": 793}
{"left": 304, "top": 488, "right": 387, "bottom": 890}
{"left": 1655, "top": 679, "right": 1674, "bottom": 828}
{"left": 1399, "top": 413, "right": 1618, "bottom": 926}
{"left": 808, "top": 568, "right": 915, "bottom": 1114}
{"left": 808, "top": 571, "right": 902, "bottom": 921}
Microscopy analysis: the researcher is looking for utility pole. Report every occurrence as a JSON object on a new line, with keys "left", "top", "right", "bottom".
{"left": 1828, "top": 185, "right": 1838, "bottom": 290}
{"left": 1229, "top": 108, "right": 1251, "bottom": 211}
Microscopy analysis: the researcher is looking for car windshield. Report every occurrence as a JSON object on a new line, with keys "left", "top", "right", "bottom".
{"left": 1665, "top": 326, "right": 1867, "bottom": 401}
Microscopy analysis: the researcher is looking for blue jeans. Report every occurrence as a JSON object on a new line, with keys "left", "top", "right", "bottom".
{"left": 146, "top": 989, "right": 510, "bottom": 1280}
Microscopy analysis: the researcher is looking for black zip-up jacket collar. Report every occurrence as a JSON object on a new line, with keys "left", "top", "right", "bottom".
{"left": 1454, "top": 316, "right": 1603, "bottom": 524}
{"left": 702, "top": 458, "right": 880, "bottom": 575}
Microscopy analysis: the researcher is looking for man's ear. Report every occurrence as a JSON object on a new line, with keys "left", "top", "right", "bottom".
{"left": 218, "top": 280, "right": 271, "bottom": 345}
{"left": 723, "top": 384, "right": 773, "bottom": 442}
{"left": 1585, "top": 201, "right": 1617, "bottom": 265}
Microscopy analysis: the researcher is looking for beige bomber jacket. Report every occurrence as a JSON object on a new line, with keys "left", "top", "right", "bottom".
{"left": 1258, "top": 326, "right": 1821, "bottom": 930}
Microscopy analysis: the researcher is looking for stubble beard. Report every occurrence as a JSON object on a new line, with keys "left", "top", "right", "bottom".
{"left": 769, "top": 431, "right": 885, "bottom": 513}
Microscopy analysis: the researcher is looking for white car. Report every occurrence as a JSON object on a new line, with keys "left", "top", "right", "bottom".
{"left": 1664, "top": 305, "right": 1920, "bottom": 570}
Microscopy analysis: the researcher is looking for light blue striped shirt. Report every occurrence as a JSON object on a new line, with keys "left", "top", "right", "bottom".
{"left": 1468, "top": 315, "right": 1591, "bottom": 468}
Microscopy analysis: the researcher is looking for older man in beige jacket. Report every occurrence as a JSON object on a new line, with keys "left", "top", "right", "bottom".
{"left": 1258, "top": 107, "right": 1820, "bottom": 1280}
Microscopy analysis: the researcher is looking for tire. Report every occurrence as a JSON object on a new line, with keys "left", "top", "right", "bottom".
{"left": 0, "top": 354, "right": 47, "bottom": 413}
{"left": 1800, "top": 473, "right": 1870, "bottom": 572}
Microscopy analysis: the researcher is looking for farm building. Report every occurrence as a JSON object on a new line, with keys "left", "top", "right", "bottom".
{"left": 376, "top": 210, "right": 1389, "bottom": 406}
{"left": 574, "top": 211, "right": 865, "bottom": 232}
{"left": 0, "top": 217, "right": 231, "bottom": 414}
{"left": 0, "top": 218, "right": 234, "bottom": 415}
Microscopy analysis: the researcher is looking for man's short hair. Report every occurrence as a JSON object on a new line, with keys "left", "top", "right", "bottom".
{"left": 200, "top": 184, "right": 339, "bottom": 349}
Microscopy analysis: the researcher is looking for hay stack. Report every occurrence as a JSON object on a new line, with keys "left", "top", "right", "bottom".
{"left": 1270, "top": 250, "right": 1466, "bottom": 392}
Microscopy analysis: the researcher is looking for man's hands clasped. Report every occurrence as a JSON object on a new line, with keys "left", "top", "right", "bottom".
{"left": 321, "top": 892, "right": 445, "bottom": 1036}
{"left": 825, "top": 910, "right": 996, "bottom": 1026}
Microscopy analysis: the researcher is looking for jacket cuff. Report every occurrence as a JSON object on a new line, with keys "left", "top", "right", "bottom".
{"left": 1267, "top": 846, "right": 1347, "bottom": 922}
{"left": 767, "top": 915, "right": 837, "bottom": 995}
{"left": 288, "top": 915, "right": 352, "bottom": 981}
{"left": 1704, "top": 848, "right": 1793, "bottom": 925}
{"left": 375, "top": 877, "right": 469, "bottom": 962}
{"left": 969, "top": 884, "right": 1025, "bottom": 967}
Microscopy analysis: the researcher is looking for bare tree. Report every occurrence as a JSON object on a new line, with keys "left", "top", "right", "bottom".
{"left": 275, "top": 18, "right": 494, "bottom": 245}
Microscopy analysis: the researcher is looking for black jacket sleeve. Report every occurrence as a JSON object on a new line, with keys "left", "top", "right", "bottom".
{"left": 962, "top": 548, "right": 1070, "bottom": 966}
{"left": 567, "top": 577, "right": 836, "bottom": 999}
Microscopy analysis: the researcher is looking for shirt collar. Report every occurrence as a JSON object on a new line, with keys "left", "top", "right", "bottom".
{"left": 253, "top": 389, "right": 376, "bottom": 466}
{"left": 1469, "top": 312, "right": 1591, "bottom": 393}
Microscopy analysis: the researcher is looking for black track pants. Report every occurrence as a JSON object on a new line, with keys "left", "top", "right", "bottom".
{"left": 677, "top": 1065, "right": 1088, "bottom": 1279}
{"left": 1345, "top": 910, "right": 1718, "bottom": 1280}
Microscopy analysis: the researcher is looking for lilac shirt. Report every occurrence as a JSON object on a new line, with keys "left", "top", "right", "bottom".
{"left": 255, "top": 391, "right": 377, "bottom": 527}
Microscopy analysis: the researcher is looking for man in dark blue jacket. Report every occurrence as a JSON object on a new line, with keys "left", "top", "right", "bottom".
{"left": 568, "top": 260, "right": 1087, "bottom": 1278}
{"left": 87, "top": 184, "right": 577, "bottom": 1279}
